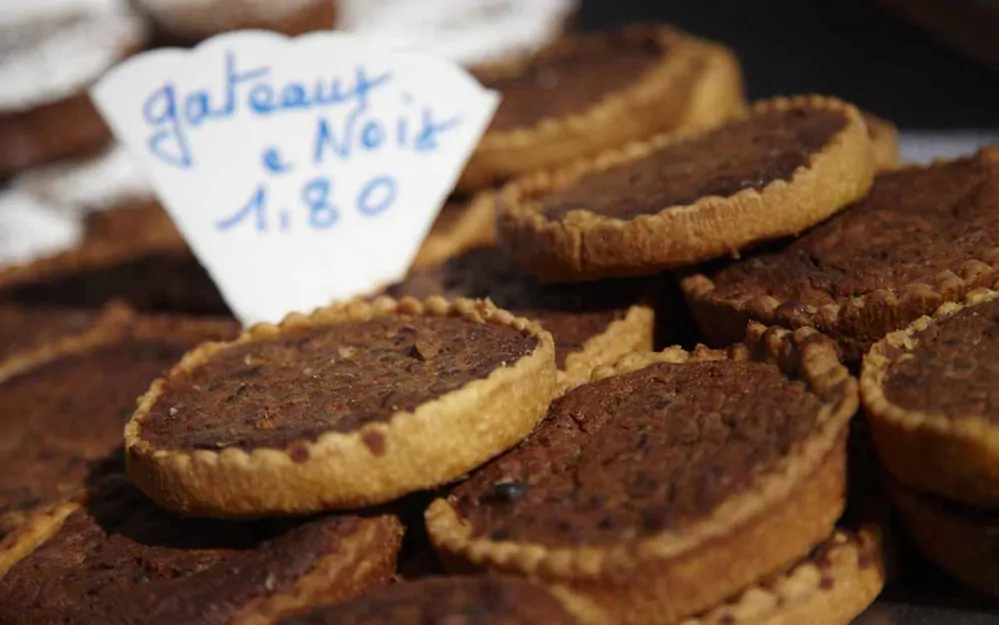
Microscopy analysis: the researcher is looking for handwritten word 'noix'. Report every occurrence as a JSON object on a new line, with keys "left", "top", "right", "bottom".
{"left": 142, "top": 52, "right": 393, "bottom": 168}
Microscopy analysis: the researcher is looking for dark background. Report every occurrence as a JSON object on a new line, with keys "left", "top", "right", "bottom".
{"left": 578, "top": 0, "right": 999, "bottom": 129}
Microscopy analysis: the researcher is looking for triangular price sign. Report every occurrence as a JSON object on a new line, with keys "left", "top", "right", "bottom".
{"left": 91, "top": 31, "right": 498, "bottom": 325}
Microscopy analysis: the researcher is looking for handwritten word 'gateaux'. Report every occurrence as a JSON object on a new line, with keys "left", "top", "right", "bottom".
{"left": 140, "top": 52, "right": 460, "bottom": 169}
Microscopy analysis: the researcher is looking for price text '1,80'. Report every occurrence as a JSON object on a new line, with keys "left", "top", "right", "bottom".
{"left": 215, "top": 175, "right": 397, "bottom": 233}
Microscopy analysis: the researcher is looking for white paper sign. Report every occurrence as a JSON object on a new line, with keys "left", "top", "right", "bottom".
{"left": 90, "top": 31, "right": 499, "bottom": 325}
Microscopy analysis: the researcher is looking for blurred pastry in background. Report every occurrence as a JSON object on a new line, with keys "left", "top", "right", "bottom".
{"left": 460, "top": 26, "right": 746, "bottom": 191}
{"left": 0, "top": 0, "right": 149, "bottom": 176}
{"left": 411, "top": 192, "right": 498, "bottom": 270}
{"left": 14, "top": 142, "right": 156, "bottom": 215}
{"left": 863, "top": 110, "right": 901, "bottom": 170}
{"left": 0, "top": 227, "right": 228, "bottom": 316}
{"left": 137, "top": 0, "right": 336, "bottom": 46}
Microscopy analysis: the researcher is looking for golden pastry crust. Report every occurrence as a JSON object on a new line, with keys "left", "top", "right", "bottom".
{"left": 497, "top": 95, "right": 875, "bottom": 282}
{"left": 862, "top": 112, "right": 900, "bottom": 171}
{"left": 681, "top": 148, "right": 999, "bottom": 365}
{"left": 675, "top": 37, "right": 747, "bottom": 129}
{"left": 230, "top": 513, "right": 403, "bottom": 625}
{"left": 126, "top": 296, "right": 557, "bottom": 517}
{"left": 677, "top": 525, "right": 884, "bottom": 625}
{"left": 427, "top": 323, "right": 858, "bottom": 625}
{"left": 0, "top": 487, "right": 404, "bottom": 623}
{"left": 557, "top": 303, "right": 654, "bottom": 394}
{"left": 459, "top": 26, "right": 745, "bottom": 191}
{"left": 885, "top": 476, "right": 999, "bottom": 599}
{"left": 0, "top": 499, "right": 80, "bottom": 581}
{"left": 861, "top": 287, "right": 999, "bottom": 507}
{"left": 411, "top": 192, "right": 498, "bottom": 270}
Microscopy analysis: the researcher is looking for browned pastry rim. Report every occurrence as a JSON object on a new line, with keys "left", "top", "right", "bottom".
{"left": 411, "top": 192, "right": 498, "bottom": 270}
{"left": 885, "top": 475, "right": 999, "bottom": 599}
{"left": 497, "top": 95, "right": 874, "bottom": 282}
{"left": 0, "top": 305, "right": 235, "bottom": 387}
{"left": 459, "top": 26, "right": 746, "bottom": 191}
{"left": 861, "top": 287, "right": 999, "bottom": 507}
{"left": 0, "top": 229, "right": 189, "bottom": 293}
{"left": 557, "top": 303, "right": 654, "bottom": 394}
{"left": 677, "top": 525, "right": 884, "bottom": 625}
{"left": 0, "top": 300, "right": 131, "bottom": 373}
{"left": 862, "top": 111, "right": 901, "bottom": 171}
{"left": 0, "top": 490, "right": 404, "bottom": 624}
{"left": 681, "top": 148, "right": 999, "bottom": 365}
{"left": 126, "top": 296, "right": 557, "bottom": 517}
{"left": 427, "top": 323, "right": 858, "bottom": 625}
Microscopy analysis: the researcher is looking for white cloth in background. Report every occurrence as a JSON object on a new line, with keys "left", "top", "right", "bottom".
{"left": 13, "top": 143, "right": 155, "bottom": 214}
{"left": 0, "top": 0, "right": 147, "bottom": 111}
{"left": 338, "top": 0, "right": 577, "bottom": 66}
{"left": 0, "top": 189, "right": 83, "bottom": 270}
{"left": 898, "top": 130, "right": 999, "bottom": 164}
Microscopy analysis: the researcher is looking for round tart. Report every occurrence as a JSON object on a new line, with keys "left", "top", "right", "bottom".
{"left": 861, "top": 111, "right": 900, "bottom": 171}
{"left": 460, "top": 25, "right": 745, "bottom": 191}
{"left": 498, "top": 95, "right": 874, "bottom": 281}
{"left": 0, "top": 1, "right": 148, "bottom": 176}
{"left": 82, "top": 199, "right": 185, "bottom": 248}
{"left": 411, "top": 193, "right": 498, "bottom": 270}
{"left": 138, "top": 0, "right": 335, "bottom": 45}
{"left": 0, "top": 311, "right": 238, "bottom": 534}
{"left": 683, "top": 147, "right": 999, "bottom": 364}
{"left": 387, "top": 246, "right": 654, "bottom": 392}
{"left": 862, "top": 288, "right": 999, "bottom": 507}
{"left": 0, "top": 301, "right": 125, "bottom": 365}
{"left": 884, "top": 475, "right": 999, "bottom": 599}
{"left": 427, "top": 323, "right": 858, "bottom": 625}
{"left": 126, "top": 297, "right": 557, "bottom": 517}
{"left": 274, "top": 576, "right": 581, "bottom": 625}
{"left": 0, "top": 475, "right": 403, "bottom": 624}
{"left": 0, "top": 233, "right": 228, "bottom": 316}
{"left": 677, "top": 525, "right": 884, "bottom": 625}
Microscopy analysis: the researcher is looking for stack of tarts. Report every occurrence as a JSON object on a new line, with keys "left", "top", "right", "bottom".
{"left": 14, "top": 19, "right": 992, "bottom": 625}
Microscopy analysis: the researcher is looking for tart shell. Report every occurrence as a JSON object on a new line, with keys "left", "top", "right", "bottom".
{"left": 458, "top": 26, "right": 746, "bottom": 192}
{"left": 676, "top": 525, "right": 884, "bottom": 625}
{"left": 426, "top": 323, "right": 858, "bottom": 625}
{"left": 411, "top": 192, "right": 498, "bottom": 270}
{"left": 0, "top": 492, "right": 404, "bottom": 623}
{"left": 0, "top": 92, "right": 110, "bottom": 177}
{"left": 557, "top": 302, "right": 654, "bottom": 394}
{"left": 126, "top": 296, "right": 557, "bottom": 518}
{"left": 0, "top": 308, "right": 239, "bottom": 533}
{"left": 861, "top": 287, "right": 999, "bottom": 507}
{"left": 681, "top": 149, "right": 999, "bottom": 366}
{"left": 863, "top": 112, "right": 900, "bottom": 171}
{"left": 497, "top": 95, "right": 875, "bottom": 282}
{"left": 885, "top": 476, "right": 999, "bottom": 599}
